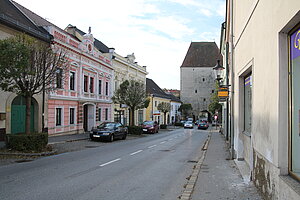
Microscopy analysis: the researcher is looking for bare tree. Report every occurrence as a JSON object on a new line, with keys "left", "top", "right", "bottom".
{"left": 157, "top": 102, "right": 171, "bottom": 125}
{"left": 112, "top": 80, "right": 149, "bottom": 126}
{"left": 0, "top": 34, "right": 69, "bottom": 134}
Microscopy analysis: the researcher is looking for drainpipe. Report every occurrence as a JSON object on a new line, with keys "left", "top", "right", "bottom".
{"left": 230, "top": 0, "right": 235, "bottom": 160}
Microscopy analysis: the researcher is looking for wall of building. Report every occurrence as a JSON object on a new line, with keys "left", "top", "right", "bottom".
{"left": 112, "top": 53, "right": 147, "bottom": 126}
{"left": 46, "top": 26, "right": 114, "bottom": 135}
{"left": 231, "top": 0, "right": 300, "bottom": 199}
{"left": 180, "top": 67, "right": 215, "bottom": 117}
{"left": 0, "top": 23, "right": 47, "bottom": 135}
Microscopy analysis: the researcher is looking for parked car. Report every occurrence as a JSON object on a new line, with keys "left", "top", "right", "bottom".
{"left": 184, "top": 121, "right": 194, "bottom": 129}
{"left": 141, "top": 121, "right": 159, "bottom": 134}
{"left": 198, "top": 121, "right": 209, "bottom": 130}
{"left": 90, "top": 122, "right": 128, "bottom": 142}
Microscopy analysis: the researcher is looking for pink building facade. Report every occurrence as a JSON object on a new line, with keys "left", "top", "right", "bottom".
{"left": 45, "top": 27, "right": 114, "bottom": 135}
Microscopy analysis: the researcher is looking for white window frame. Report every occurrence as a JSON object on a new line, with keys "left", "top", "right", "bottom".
{"left": 55, "top": 106, "right": 64, "bottom": 127}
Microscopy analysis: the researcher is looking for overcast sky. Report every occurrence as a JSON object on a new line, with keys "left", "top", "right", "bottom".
{"left": 14, "top": 0, "right": 225, "bottom": 90}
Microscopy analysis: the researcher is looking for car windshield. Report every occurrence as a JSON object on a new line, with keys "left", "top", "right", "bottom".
{"left": 185, "top": 121, "right": 193, "bottom": 124}
{"left": 143, "top": 121, "right": 154, "bottom": 125}
{"left": 97, "top": 123, "right": 115, "bottom": 130}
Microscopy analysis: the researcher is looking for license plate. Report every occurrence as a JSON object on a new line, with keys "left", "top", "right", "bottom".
{"left": 93, "top": 135, "right": 100, "bottom": 137}
{"left": 102, "top": 133, "right": 110, "bottom": 136}
{"left": 143, "top": 129, "right": 147, "bottom": 132}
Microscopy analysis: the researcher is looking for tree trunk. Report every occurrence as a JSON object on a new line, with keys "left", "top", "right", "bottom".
{"left": 25, "top": 95, "right": 32, "bottom": 134}
{"left": 130, "top": 107, "right": 135, "bottom": 126}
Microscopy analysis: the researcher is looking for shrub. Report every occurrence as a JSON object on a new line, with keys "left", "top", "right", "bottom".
{"left": 127, "top": 126, "right": 143, "bottom": 135}
{"left": 174, "top": 122, "right": 183, "bottom": 126}
{"left": 160, "top": 124, "right": 167, "bottom": 129}
{"left": 6, "top": 133, "right": 48, "bottom": 152}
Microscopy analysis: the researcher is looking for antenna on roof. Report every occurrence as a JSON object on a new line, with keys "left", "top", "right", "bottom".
{"left": 88, "top": 26, "right": 91, "bottom": 34}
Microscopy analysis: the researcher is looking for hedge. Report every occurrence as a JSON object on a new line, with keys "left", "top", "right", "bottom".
{"left": 6, "top": 133, "right": 48, "bottom": 152}
{"left": 174, "top": 122, "right": 183, "bottom": 126}
{"left": 127, "top": 126, "right": 143, "bottom": 135}
{"left": 160, "top": 124, "right": 167, "bottom": 129}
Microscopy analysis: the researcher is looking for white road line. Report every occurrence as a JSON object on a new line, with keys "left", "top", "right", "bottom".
{"left": 99, "top": 158, "right": 121, "bottom": 167}
{"left": 160, "top": 141, "right": 166, "bottom": 144}
{"left": 130, "top": 150, "right": 143, "bottom": 156}
{"left": 148, "top": 145, "right": 157, "bottom": 149}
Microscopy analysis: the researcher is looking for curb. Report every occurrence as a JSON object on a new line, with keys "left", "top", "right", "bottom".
{"left": 48, "top": 137, "right": 88, "bottom": 145}
{"left": 0, "top": 149, "right": 57, "bottom": 157}
{"left": 179, "top": 131, "right": 212, "bottom": 200}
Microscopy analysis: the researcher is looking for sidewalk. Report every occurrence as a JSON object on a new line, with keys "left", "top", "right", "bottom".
{"left": 190, "top": 131, "right": 262, "bottom": 200}
{"left": 48, "top": 132, "right": 89, "bottom": 144}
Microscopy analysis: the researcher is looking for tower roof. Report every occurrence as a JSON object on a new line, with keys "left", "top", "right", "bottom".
{"left": 181, "top": 42, "right": 222, "bottom": 68}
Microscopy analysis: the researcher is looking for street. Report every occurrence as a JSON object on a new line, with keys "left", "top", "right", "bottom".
{"left": 0, "top": 128, "right": 209, "bottom": 200}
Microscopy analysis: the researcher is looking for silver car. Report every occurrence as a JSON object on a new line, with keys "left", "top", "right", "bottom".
{"left": 184, "top": 121, "right": 194, "bottom": 129}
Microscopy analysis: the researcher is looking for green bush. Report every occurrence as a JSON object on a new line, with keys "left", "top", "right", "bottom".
{"left": 127, "top": 126, "right": 143, "bottom": 135}
{"left": 160, "top": 124, "right": 167, "bottom": 129}
{"left": 174, "top": 122, "right": 183, "bottom": 126}
{"left": 6, "top": 133, "right": 48, "bottom": 152}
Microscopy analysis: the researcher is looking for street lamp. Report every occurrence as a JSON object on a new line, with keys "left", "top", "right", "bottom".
{"left": 213, "top": 60, "right": 225, "bottom": 84}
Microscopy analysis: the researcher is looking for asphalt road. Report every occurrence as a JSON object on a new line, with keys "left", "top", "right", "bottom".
{"left": 0, "top": 127, "right": 209, "bottom": 200}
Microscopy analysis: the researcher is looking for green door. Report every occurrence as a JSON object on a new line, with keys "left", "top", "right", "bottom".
{"left": 11, "top": 96, "right": 35, "bottom": 134}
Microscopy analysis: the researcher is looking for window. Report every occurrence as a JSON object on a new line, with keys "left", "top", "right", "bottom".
{"left": 195, "top": 90, "right": 197, "bottom": 93}
{"left": 99, "top": 80, "right": 102, "bottom": 95}
{"left": 70, "top": 108, "right": 75, "bottom": 124}
{"left": 56, "top": 69, "right": 63, "bottom": 89}
{"left": 244, "top": 73, "right": 252, "bottom": 134}
{"left": 290, "top": 26, "right": 300, "bottom": 179}
{"left": 203, "top": 78, "right": 205, "bottom": 82}
{"left": 56, "top": 108, "right": 62, "bottom": 126}
{"left": 98, "top": 108, "right": 102, "bottom": 121}
{"left": 84, "top": 75, "right": 88, "bottom": 92}
{"left": 105, "top": 82, "right": 109, "bottom": 95}
{"left": 212, "top": 90, "right": 215, "bottom": 93}
{"left": 105, "top": 108, "right": 109, "bottom": 120}
{"left": 115, "top": 81, "right": 118, "bottom": 90}
{"left": 70, "top": 72, "right": 75, "bottom": 90}
{"left": 90, "top": 77, "right": 94, "bottom": 93}
{"left": 138, "top": 110, "right": 143, "bottom": 125}
{"left": 155, "top": 101, "right": 157, "bottom": 107}
{"left": 204, "top": 98, "right": 206, "bottom": 102}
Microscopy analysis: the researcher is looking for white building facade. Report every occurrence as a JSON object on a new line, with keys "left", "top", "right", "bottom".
{"left": 223, "top": 0, "right": 300, "bottom": 199}
{"left": 112, "top": 53, "right": 148, "bottom": 125}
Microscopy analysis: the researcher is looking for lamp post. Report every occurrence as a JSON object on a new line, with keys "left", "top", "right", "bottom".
{"left": 213, "top": 59, "right": 231, "bottom": 155}
{"left": 213, "top": 60, "right": 225, "bottom": 85}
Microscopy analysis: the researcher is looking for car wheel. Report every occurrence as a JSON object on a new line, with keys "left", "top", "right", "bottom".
{"left": 90, "top": 135, "right": 94, "bottom": 141}
{"left": 109, "top": 134, "right": 114, "bottom": 142}
{"left": 122, "top": 134, "right": 127, "bottom": 140}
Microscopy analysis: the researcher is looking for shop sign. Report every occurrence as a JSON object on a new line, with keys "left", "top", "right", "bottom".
{"left": 218, "top": 87, "right": 229, "bottom": 98}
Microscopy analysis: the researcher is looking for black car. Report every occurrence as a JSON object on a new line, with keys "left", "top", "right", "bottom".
{"left": 198, "top": 121, "right": 209, "bottom": 130}
{"left": 90, "top": 122, "right": 128, "bottom": 142}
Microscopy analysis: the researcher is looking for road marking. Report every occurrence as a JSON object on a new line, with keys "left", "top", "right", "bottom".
{"left": 148, "top": 145, "right": 157, "bottom": 149}
{"left": 130, "top": 150, "right": 143, "bottom": 156}
{"left": 99, "top": 158, "right": 121, "bottom": 167}
{"left": 160, "top": 141, "right": 166, "bottom": 144}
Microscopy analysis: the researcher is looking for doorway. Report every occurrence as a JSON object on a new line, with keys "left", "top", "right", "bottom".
{"left": 11, "top": 96, "right": 37, "bottom": 134}
{"left": 83, "top": 104, "right": 95, "bottom": 132}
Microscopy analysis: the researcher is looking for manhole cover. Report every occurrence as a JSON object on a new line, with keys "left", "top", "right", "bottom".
{"left": 187, "top": 160, "right": 198, "bottom": 163}
{"left": 15, "top": 159, "right": 33, "bottom": 163}
{"left": 85, "top": 146, "right": 98, "bottom": 148}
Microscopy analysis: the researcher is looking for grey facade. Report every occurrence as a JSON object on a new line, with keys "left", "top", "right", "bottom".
{"left": 180, "top": 42, "right": 222, "bottom": 119}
